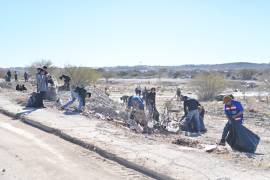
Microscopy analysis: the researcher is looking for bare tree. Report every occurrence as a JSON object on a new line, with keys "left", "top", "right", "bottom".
{"left": 27, "top": 59, "right": 54, "bottom": 77}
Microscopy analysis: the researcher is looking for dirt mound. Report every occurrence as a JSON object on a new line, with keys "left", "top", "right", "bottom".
{"left": 0, "top": 82, "right": 13, "bottom": 89}
{"left": 85, "top": 86, "right": 125, "bottom": 120}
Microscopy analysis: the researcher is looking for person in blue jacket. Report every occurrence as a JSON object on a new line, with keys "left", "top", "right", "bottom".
{"left": 127, "top": 96, "right": 147, "bottom": 132}
{"left": 127, "top": 95, "right": 144, "bottom": 110}
{"left": 219, "top": 95, "right": 244, "bottom": 146}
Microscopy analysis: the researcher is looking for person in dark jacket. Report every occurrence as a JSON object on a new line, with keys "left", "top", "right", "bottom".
{"left": 6, "top": 70, "right": 11, "bottom": 82}
{"left": 14, "top": 71, "right": 18, "bottom": 81}
{"left": 120, "top": 95, "right": 129, "bottom": 104}
{"left": 181, "top": 96, "right": 201, "bottom": 135}
{"left": 24, "top": 72, "right": 29, "bottom": 82}
{"left": 61, "top": 86, "right": 91, "bottom": 112}
{"left": 147, "top": 87, "right": 157, "bottom": 118}
{"left": 59, "top": 74, "right": 71, "bottom": 90}
{"left": 16, "top": 84, "right": 27, "bottom": 91}
{"left": 43, "top": 66, "right": 54, "bottom": 85}
{"left": 142, "top": 87, "right": 150, "bottom": 105}
{"left": 219, "top": 95, "right": 244, "bottom": 146}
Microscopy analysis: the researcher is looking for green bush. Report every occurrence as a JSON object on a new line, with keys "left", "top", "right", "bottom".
{"left": 0, "top": 70, "right": 5, "bottom": 79}
{"left": 191, "top": 72, "right": 227, "bottom": 101}
{"left": 63, "top": 66, "right": 101, "bottom": 86}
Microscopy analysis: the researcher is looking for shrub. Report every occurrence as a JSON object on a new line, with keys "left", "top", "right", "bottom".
{"left": 63, "top": 66, "right": 101, "bottom": 87}
{"left": 102, "top": 71, "right": 115, "bottom": 83}
{"left": 238, "top": 69, "right": 257, "bottom": 80}
{"left": 191, "top": 72, "right": 227, "bottom": 101}
{"left": 0, "top": 70, "right": 5, "bottom": 79}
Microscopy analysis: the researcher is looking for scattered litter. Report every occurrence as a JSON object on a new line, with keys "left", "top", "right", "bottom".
{"left": 205, "top": 145, "right": 229, "bottom": 154}
{"left": 172, "top": 138, "right": 200, "bottom": 148}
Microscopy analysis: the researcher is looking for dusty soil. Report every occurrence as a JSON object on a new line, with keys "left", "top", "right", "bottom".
{"left": 96, "top": 78, "right": 270, "bottom": 170}
{"left": 1, "top": 78, "right": 270, "bottom": 176}
{"left": 0, "top": 114, "right": 150, "bottom": 180}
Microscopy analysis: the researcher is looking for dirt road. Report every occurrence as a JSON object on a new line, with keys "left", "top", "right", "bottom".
{"left": 0, "top": 114, "right": 150, "bottom": 180}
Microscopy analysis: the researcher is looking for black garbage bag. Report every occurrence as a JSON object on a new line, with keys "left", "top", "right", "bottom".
{"left": 226, "top": 121, "right": 260, "bottom": 153}
{"left": 26, "top": 92, "right": 44, "bottom": 108}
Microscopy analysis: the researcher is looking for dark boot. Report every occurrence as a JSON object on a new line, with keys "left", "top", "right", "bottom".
{"left": 219, "top": 139, "right": 226, "bottom": 146}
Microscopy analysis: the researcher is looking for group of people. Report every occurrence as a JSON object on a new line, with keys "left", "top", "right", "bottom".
{"left": 127, "top": 85, "right": 207, "bottom": 135}
{"left": 4, "top": 70, "right": 29, "bottom": 82}
{"left": 127, "top": 85, "right": 247, "bottom": 147}
{"left": 6, "top": 68, "right": 248, "bottom": 147}
{"left": 125, "top": 86, "right": 157, "bottom": 133}
{"left": 34, "top": 66, "right": 52, "bottom": 108}
{"left": 7, "top": 69, "right": 257, "bottom": 150}
{"left": 174, "top": 92, "right": 249, "bottom": 148}
{"left": 34, "top": 66, "right": 91, "bottom": 112}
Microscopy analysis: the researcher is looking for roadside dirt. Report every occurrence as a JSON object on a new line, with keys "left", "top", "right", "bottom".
{"left": 0, "top": 114, "right": 151, "bottom": 180}
{"left": 1, "top": 79, "right": 270, "bottom": 179}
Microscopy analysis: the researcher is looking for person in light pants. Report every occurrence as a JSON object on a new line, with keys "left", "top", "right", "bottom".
{"left": 61, "top": 87, "right": 91, "bottom": 112}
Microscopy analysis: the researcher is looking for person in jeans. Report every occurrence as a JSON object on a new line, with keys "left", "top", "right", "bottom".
{"left": 147, "top": 87, "right": 156, "bottom": 117}
{"left": 6, "top": 70, "right": 11, "bottom": 82}
{"left": 14, "top": 71, "right": 18, "bottom": 81}
{"left": 24, "top": 72, "right": 29, "bottom": 82}
{"left": 61, "top": 86, "right": 91, "bottom": 112}
{"left": 198, "top": 105, "right": 207, "bottom": 133}
{"left": 36, "top": 68, "right": 48, "bottom": 108}
{"left": 219, "top": 95, "right": 244, "bottom": 146}
{"left": 181, "top": 96, "right": 201, "bottom": 135}
{"left": 127, "top": 96, "right": 147, "bottom": 133}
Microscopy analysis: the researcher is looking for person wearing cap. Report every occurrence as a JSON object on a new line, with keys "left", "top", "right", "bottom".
{"left": 219, "top": 95, "right": 244, "bottom": 146}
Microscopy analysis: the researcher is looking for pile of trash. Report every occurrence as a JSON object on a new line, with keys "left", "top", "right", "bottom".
{"left": 85, "top": 86, "right": 125, "bottom": 120}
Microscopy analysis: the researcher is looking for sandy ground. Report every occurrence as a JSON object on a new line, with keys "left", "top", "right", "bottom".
{"left": 0, "top": 114, "right": 150, "bottom": 180}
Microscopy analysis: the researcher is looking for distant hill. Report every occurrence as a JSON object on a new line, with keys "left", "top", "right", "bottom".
{"left": 104, "top": 62, "right": 270, "bottom": 72}
{"left": 1, "top": 62, "right": 270, "bottom": 72}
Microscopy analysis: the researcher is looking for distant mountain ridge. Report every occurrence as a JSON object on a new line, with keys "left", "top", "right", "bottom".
{"left": 104, "top": 62, "right": 270, "bottom": 71}
{"left": 1, "top": 62, "right": 270, "bottom": 71}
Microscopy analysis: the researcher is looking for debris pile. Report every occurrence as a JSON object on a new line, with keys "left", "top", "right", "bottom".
{"left": 85, "top": 86, "right": 125, "bottom": 120}
{"left": 0, "top": 82, "right": 13, "bottom": 89}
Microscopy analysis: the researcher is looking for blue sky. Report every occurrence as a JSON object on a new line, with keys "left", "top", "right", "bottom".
{"left": 0, "top": 0, "right": 270, "bottom": 67}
